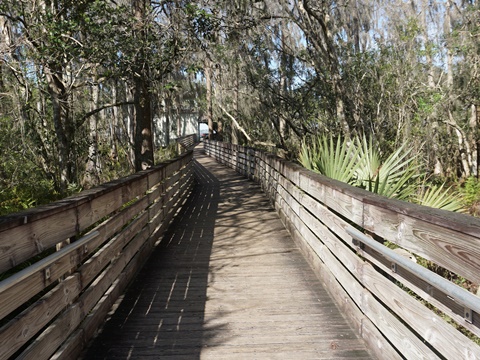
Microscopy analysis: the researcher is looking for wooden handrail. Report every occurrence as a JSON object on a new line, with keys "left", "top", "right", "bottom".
{"left": 0, "top": 151, "right": 194, "bottom": 360}
{"left": 0, "top": 230, "right": 98, "bottom": 295}
{"left": 347, "top": 225, "right": 480, "bottom": 318}
{"left": 204, "top": 139, "right": 480, "bottom": 360}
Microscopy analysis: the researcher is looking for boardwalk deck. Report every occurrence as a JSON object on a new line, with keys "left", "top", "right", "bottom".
{"left": 81, "top": 145, "right": 373, "bottom": 359}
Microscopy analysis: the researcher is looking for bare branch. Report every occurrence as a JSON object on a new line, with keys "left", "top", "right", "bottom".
{"left": 77, "top": 101, "right": 134, "bottom": 127}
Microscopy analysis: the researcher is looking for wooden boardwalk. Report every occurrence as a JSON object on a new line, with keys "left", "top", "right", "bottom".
{"left": 81, "top": 145, "right": 373, "bottom": 359}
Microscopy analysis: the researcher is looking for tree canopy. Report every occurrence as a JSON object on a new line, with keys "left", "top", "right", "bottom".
{"left": 1, "top": 0, "right": 479, "bottom": 214}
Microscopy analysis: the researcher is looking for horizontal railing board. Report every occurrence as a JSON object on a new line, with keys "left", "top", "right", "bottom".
{"left": 360, "top": 243, "right": 480, "bottom": 337}
{"left": 296, "top": 175, "right": 479, "bottom": 333}
{"left": 1, "top": 194, "right": 154, "bottom": 358}
{"left": 18, "top": 225, "right": 151, "bottom": 360}
{"left": 258, "top": 166, "right": 401, "bottom": 360}
{"left": 0, "top": 151, "right": 194, "bottom": 360}
{"left": 290, "top": 161, "right": 480, "bottom": 286}
{"left": 56, "top": 269, "right": 131, "bottom": 360}
{"left": 291, "top": 208, "right": 436, "bottom": 359}
{"left": 301, "top": 186, "right": 480, "bottom": 335}
{"left": 0, "top": 232, "right": 96, "bottom": 321}
{"left": 0, "top": 168, "right": 147, "bottom": 233}
{"left": 0, "top": 153, "right": 192, "bottom": 273}
{"left": 275, "top": 146, "right": 480, "bottom": 289}
{"left": 0, "top": 185, "right": 160, "bottom": 355}
{"left": 0, "top": 174, "right": 170, "bottom": 321}
{"left": 299, "top": 206, "right": 477, "bottom": 358}
{"left": 270, "top": 165, "right": 440, "bottom": 358}
{"left": 0, "top": 274, "right": 82, "bottom": 359}
{"left": 204, "top": 140, "right": 480, "bottom": 360}
{"left": 364, "top": 203, "right": 480, "bottom": 285}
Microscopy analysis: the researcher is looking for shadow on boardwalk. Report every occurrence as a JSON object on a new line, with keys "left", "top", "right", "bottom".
{"left": 82, "top": 154, "right": 221, "bottom": 359}
{"left": 81, "top": 146, "right": 373, "bottom": 359}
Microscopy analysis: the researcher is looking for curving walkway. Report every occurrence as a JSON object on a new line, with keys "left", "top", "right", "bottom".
{"left": 81, "top": 145, "right": 373, "bottom": 359}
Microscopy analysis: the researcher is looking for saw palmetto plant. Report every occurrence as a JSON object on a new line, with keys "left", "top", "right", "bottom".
{"left": 299, "top": 134, "right": 464, "bottom": 211}
{"left": 415, "top": 183, "right": 465, "bottom": 213}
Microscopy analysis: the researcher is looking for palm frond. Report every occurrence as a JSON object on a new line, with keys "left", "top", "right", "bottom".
{"left": 299, "top": 140, "right": 315, "bottom": 171}
{"left": 416, "top": 183, "right": 466, "bottom": 212}
{"left": 299, "top": 134, "right": 423, "bottom": 201}
{"left": 316, "top": 136, "right": 359, "bottom": 184}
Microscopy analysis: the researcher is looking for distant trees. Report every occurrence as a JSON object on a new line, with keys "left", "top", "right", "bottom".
{"left": 209, "top": 0, "right": 480, "bottom": 182}
{"left": 1, "top": 0, "right": 479, "bottom": 214}
{"left": 0, "top": 0, "right": 193, "bottom": 213}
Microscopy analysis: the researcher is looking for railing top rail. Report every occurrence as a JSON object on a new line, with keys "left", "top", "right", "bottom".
{"left": 347, "top": 225, "right": 480, "bottom": 318}
{"left": 0, "top": 150, "right": 193, "bottom": 233}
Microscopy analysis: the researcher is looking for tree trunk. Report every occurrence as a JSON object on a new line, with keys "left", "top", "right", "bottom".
{"left": 232, "top": 61, "right": 240, "bottom": 145}
{"left": 278, "top": 22, "right": 287, "bottom": 143}
{"left": 84, "top": 81, "right": 100, "bottom": 186}
{"left": 132, "top": 0, "right": 154, "bottom": 171}
{"left": 111, "top": 81, "right": 119, "bottom": 161}
{"left": 165, "top": 95, "right": 171, "bottom": 146}
{"left": 296, "top": 1, "right": 350, "bottom": 138}
{"left": 448, "top": 110, "right": 471, "bottom": 177}
{"left": 205, "top": 59, "right": 214, "bottom": 139}
{"left": 133, "top": 75, "right": 154, "bottom": 170}
{"left": 0, "top": 16, "right": 7, "bottom": 92}
{"left": 423, "top": 3, "right": 444, "bottom": 176}
{"left": 45, "top": 63, "right": 73, "bottom": 192}
{"left": 469, "top": 104, "right": 478, "bottom": 177}
{"left": 125, "top": 84, "right": 136, "bottom": 169}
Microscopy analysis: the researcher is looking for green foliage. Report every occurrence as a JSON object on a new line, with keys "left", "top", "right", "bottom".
{"left": 155, "top": 143, "right": 179, "bottom": 163}
{"left": 300, "top": 136, "right": 359, "bottom": 184}
{"left": 0, "top": 114, "right": 58, "bottom": 215}
{"left": 356, "top": 137, "right": 419, "bottom": 200}
{"left": 460, "top": 176, "right": 480, "bottom": 215}
{"left": 461, "top": 176, "right": 480, "bottom": 205}
{"left": 416, "top": 183, "right": 466, "bottom": 213}
{"left": 299, "top": 134, "right": 470, "bottom": 212}
{"left": 300, "top": 135, "right": 419, "bottom": 200}
{"left": 0, "top": 169, "right": 60, "bottom": 216}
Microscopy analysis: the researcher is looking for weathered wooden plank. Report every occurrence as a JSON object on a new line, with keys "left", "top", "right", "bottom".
{"left": 53, "top": 235, "right": 151, "bottom": 360}
{"left": 359, "top": 244, "right": 480, "bottom": 338}
{"left": 0, "top": 241, "right": 84, "bottom": 320}
{"left": 364, "top": 203, "right": 480, "bottom": 285}
{"left": 277, "top": 204, "right": 399, "bottom": 360}
{"left": 208, "top": 141, "right": 432, "bottom": 359}
{"left": 298, "top": 201, "right": 480, "bottom": 359}
{"left": 81, "top": 145, "right": 372, "bottom": 360}
{"left": 0, "top": 155, "right": 188, "bottom": 274}
{"left": 298, "top": 188, "right": 480, "bottom": 337}
{"left": 268, "top": 170, "right": 436, "bottom": 358}
{"left": 0, "top": 150, "right": 193, "bottom": 359}
{"left": 0, "top": 209, "right": 78, "bottom": 273}
{"left": 0, "top": 274, "right": 82, "bottom": 359}
{"left": 79, "top": 212, "right": 149, "bottom": 288}
{"left": 293, "top": 212, "right": 438, "bottom": 358}
{"left": 300, "top": 170, "right": 372, "bottom": 226}
{"left": 0, "top": 188, "right": 162, "bottom": 356}
{"left": 18, "top": 224, "right": 152, "bottom": 360}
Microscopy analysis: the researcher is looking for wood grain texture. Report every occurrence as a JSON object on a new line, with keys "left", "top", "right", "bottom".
{"left": 203, "top": 140, "right": 480, "bottom": 360}
{"left": 278, "top": 161, "right": 480, "bottom": 359}
{"left": 0, "top": 152, "right": 193, "bottom": 273}
{"left": 80, "top": 145, "right": 373, "bottom": 360}
{"left": 0, "top": 152, "right": 193, "bottom": 360}
{"left": 364, "top": 203, "right": 480, "bottom": 284}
